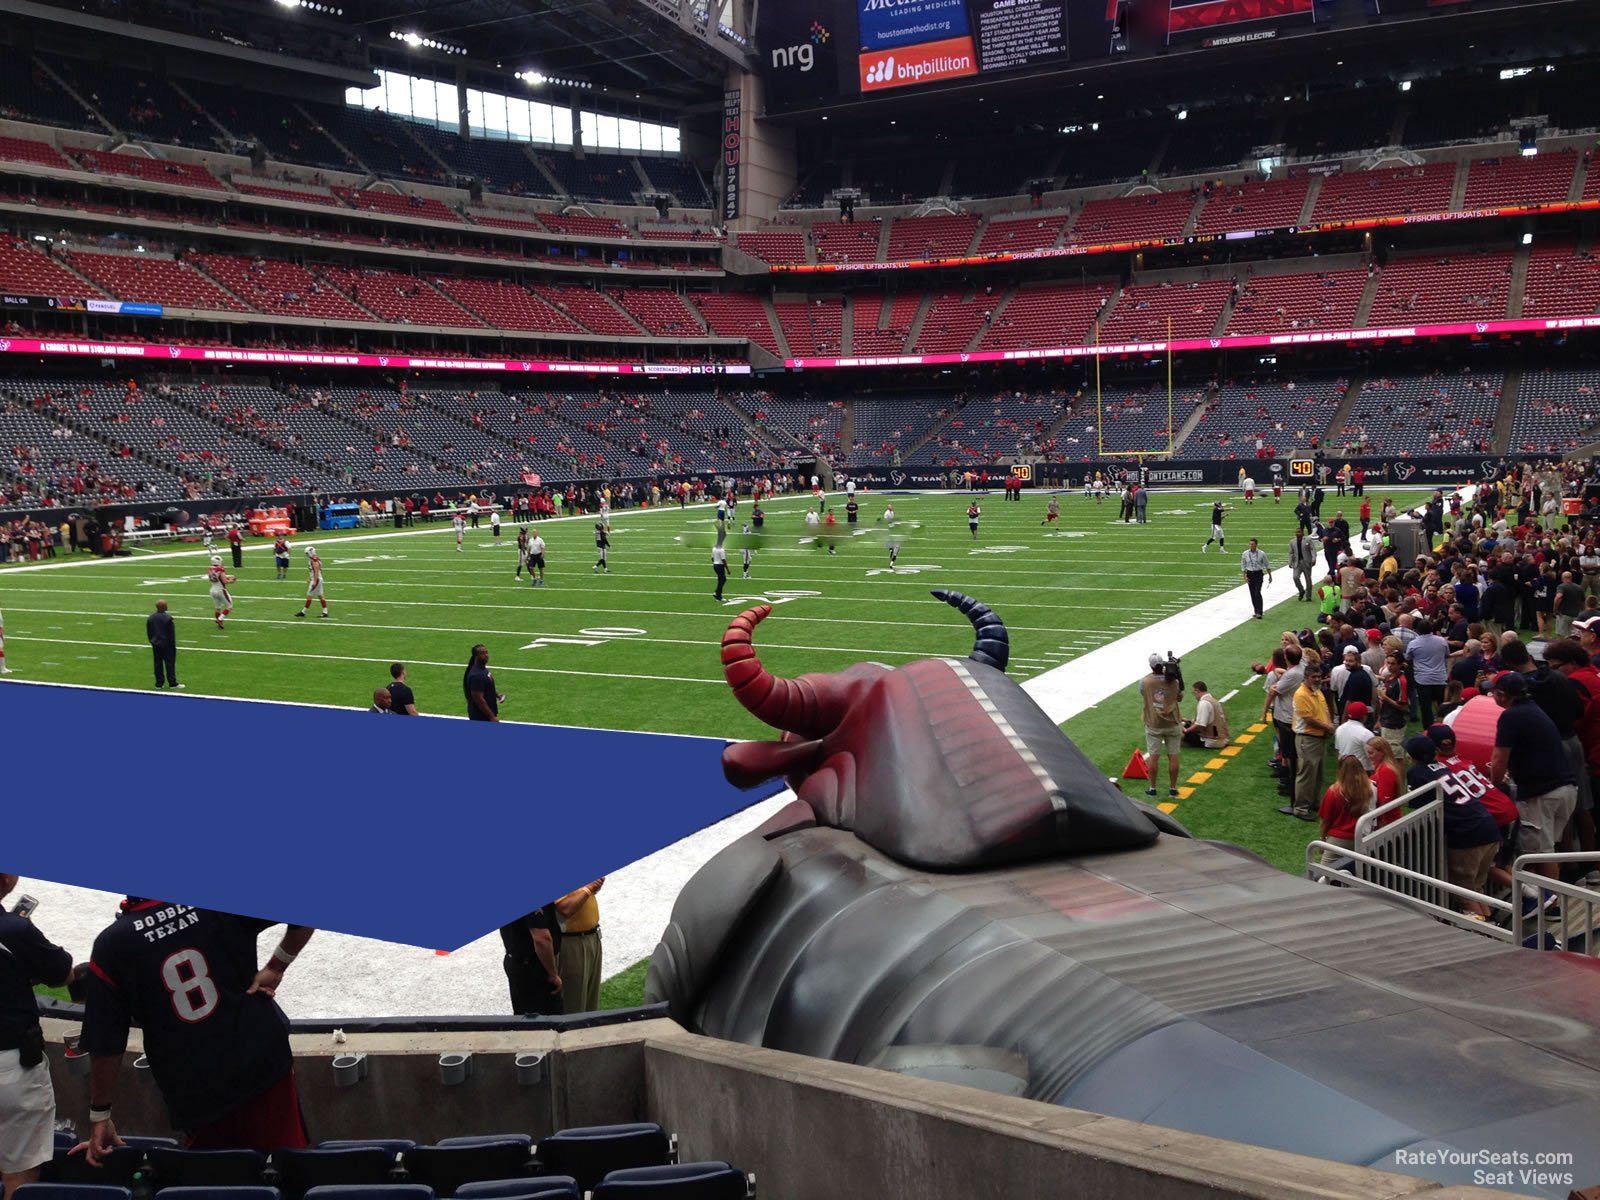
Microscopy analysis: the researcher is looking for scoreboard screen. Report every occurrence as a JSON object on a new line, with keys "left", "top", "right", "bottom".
{"left": 760, "top": 0, "right": 1111, "bottom": 111}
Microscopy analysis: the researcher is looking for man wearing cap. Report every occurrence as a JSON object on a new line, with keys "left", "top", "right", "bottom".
{"left": 1360, "top": 628, "right": 1386, "bottom": 675}
{"left": 1543, "top": 639, "right": 1600, "bottom": 873}
{"left": 1489, "top": 671, "right": 1578, "bottom": 886}
{"left": 1140, "top": 654, "right": 1183, "bottom": 800}
{"left": 1574, "top": 614, "right": 1600, "bottom": 669}
{"left": 1334, "top": 701, "right": 1374, "bottom": 769}
{"left": 1284, "top": 663, "right": 1333, "bottom": 821}
{"left": 1403, "top": 736, "right": 1501, "bottom": 918}
{"left": 1240, "top": 539, "right": 1271, "bottom": 619}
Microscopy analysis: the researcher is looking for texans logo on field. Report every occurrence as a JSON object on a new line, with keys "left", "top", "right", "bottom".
{"left": 890, "top": 470, "right": 908, "bottom": 486}
{"left": 1395, "top": 463, "right": 1417, "bottom": 482}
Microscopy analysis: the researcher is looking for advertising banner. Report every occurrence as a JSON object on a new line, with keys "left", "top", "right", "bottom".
{"left": 721, "top": 88, "right": 742, "bottom": 223}
{"left": 857, "top": 0, "right": 972, "bottom": 50}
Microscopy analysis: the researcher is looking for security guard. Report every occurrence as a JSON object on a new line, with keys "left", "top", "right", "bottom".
{"left": 1, "top": 876, "right": 73, "bottom": 1200}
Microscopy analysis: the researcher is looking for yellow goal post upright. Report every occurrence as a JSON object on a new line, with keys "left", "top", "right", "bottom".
{"left": 1094, "top": 316, "right": 1175, "bottom": 461}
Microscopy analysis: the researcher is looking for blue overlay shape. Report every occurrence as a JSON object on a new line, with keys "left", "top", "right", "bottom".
{"left": 2, "top": 682, "right": 778, "bottom": 949}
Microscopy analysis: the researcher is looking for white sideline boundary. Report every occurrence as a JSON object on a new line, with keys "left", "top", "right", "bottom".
{"left": 15, "top": 486, "right": 1437, "bottom": 1018}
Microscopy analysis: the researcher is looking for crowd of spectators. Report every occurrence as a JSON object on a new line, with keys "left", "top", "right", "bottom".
{"left": 1239, "top": 458, "right": 1600, "bottom": 919}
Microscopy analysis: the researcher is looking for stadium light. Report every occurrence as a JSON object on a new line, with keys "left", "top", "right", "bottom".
{"left": 1398, "top": 80, "right": 1411, "bottom": 91}
{"left": 1522, "top": 232, "right": 1534, "bottom": 245}
{"left": 1176, "top": 109, "right": 1187, "bottom": 120}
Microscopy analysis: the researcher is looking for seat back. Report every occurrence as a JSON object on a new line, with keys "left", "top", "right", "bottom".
{"left": 314, "top": 1143, "right": 415, "bottom": 1157}
{"left": 301, "top": 1187, "right": 437, "bottom": 1200}
{"left": 454, "top": 1182, "right": 578, "bottom": 1200}
{"left": 156, "top": 1187, "right": 281, "bottom": 1200}
{"left": 150, "top": 1150, "right": 268, "bottom": 1189}
{"left": 44, "top": 1146, "right": 145, "bottom": 1187}
{"left": 535, "top": 1125, "right": 670, "bottom": 1193}
{"left": 399, "top": 1142, "right": 533, "bottom": 1196}
{"left": 592, "top": 1163, "right": 746, "bottom": 1200}
{"left": 272, "top": 1148, "right": 397, "bottom": 1200}
{"left": 16, "top": 1186, "right": 134, "bottom": 1200}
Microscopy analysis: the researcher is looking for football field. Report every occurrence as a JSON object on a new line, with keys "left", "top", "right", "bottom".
{"left": 0, "top": 487, "right": 1430, "bottom": 740}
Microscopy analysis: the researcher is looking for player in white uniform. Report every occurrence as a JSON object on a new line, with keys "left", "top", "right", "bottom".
{"left": 740, "top": 523, "right": 754, "bottom": 578}
{"left": 453, "top": 513, "right": 466, "bottom": 552}
{"left": 207, "top": 555, "right": 235, "bottom": 628}
{"left": 881, "top": 503, "right": 900, "bottom": 567}
{"left": 296, "top": 545, "right": 328, "bottom": 617}
{"left": 491, "top": 510, "right": 502, "bottom": 544}
{"left": 1243, "top": 475, "right": 1256, "bottom": 503}
{"left": 1092, "top": 473, "right": 1106, "bottom": 503}
{"left": 598, "top": 495, "right": 612, "bottom": 532}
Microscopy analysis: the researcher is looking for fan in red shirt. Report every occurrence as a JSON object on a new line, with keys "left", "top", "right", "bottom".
{"left": 75, "top": 902, "right": 315, "bottom": 1158}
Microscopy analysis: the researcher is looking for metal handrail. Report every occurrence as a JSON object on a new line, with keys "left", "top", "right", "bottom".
{"left": 1351, "top": 779, "right": 1447, "bottom": 907}
{"left": 1305, "top": 840, "right": 1514, "bottom": 940}
{"left": 1511, "top": 852, "right": 1600, "bottom": 956}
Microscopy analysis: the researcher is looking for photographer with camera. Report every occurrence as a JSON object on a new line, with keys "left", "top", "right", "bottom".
{"left": 1140, "top": 652, "right": 1185, "bottom": 800}
{"left": 1, "top": 876, "right": 74, "bottom": 1200}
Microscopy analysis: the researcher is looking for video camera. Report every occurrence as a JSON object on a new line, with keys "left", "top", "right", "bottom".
{"left": 1149, "top": 651, "right": 1184, "bottom": 690}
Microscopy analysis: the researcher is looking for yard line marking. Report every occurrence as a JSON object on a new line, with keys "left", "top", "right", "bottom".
{"left": 0, "top": 606, "right": 977, "bottom": 660}
{"left": 3, "top": 636, "right": 725, "bottom": 686}
{"left": 1218, "top": 689, "right": 1239, "bottom": 703}
{"left": 0, "top": 587, "right": 1129, "bottom": 636}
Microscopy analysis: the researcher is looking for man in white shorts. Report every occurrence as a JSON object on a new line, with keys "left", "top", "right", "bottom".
{"left": 296, "top": 545, "right": 328, "bottom": 618}
{"left": 0, "top": 874, "right": 74, "bottom": 1200}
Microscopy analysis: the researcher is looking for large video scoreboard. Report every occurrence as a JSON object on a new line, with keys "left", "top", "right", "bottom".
{"left": 756, "top": 0, "right": 1539, "bottom": 113}
{"left": 759, "top": 0, "right": 1116, "bottom": 112}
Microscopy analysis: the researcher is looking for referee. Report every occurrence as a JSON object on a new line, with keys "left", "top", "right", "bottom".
{"left": 1241, "top": 538, "right": 1272, "bottom": 620}
{"left": 1, "top": 876, "right": 73, "bottom": 1200}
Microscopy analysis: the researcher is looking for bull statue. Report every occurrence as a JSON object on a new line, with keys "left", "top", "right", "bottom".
{"left": 648, "top": 594, "right": 1600, "bottom": 1198}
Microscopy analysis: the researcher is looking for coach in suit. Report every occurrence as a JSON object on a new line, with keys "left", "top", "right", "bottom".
{"left": 147, "top": 600, "right": 180, "bottom": 690}
{"left": 1288, "top": 530, "right": 1318, "bottom": 602}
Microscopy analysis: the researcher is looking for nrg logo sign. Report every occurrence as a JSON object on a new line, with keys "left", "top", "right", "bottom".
{"left": 771, "top": 20, "right": 829, "bottom": 71}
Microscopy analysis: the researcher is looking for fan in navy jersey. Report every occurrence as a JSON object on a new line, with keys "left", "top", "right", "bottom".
{"left": 75, "top": 902, "right": 315, "bottom": 1156}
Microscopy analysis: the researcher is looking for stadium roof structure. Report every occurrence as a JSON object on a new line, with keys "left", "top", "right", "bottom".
{"left": 343, "top": 0, "right": 744, "bottom": 107}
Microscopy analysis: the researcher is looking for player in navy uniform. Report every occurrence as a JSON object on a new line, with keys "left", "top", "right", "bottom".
{"left": 845, "top": 497, "right": 859, "bottom": 527}
{"left": 76, "top": 902, "right": 315, "bottom": 1156}
{"left": 1201, "top": 502, "right": 1232, "bottom": 553}
{"left": 593, "top": 521, "right": 610, "bottom": 574}
{"left": 750, "top": 501, "right": 764, "bottom": 531}
{"left": 272, "top": 536, "right": 290, "bottom": 581}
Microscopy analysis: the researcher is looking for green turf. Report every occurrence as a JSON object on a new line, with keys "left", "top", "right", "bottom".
{"left": 2, "top": 486, "right": 1436, "bottom": 869}
{"left": 599, "top": 956, "right": 651, "bottom": 1010}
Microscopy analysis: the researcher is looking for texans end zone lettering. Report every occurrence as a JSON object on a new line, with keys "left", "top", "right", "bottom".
{"left": 1010, "top": 464, "right": 1033, "bottom": 481}
{"left": 1289, "top": 458, "right": 1315, "bottom": 479}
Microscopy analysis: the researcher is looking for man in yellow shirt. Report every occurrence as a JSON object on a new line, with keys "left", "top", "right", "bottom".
{"left": 554, "top": 878, "right": 604, "bottom": 1014}
{"left": 1285, "top": 664, "right": 1333, "bottom": 821}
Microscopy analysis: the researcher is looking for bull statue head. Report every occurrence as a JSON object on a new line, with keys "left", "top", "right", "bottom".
{"left": 719, "top": 590, "right": 1159, "bottom": 870}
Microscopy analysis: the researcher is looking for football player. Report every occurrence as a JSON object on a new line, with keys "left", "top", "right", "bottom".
{"left": 1202, "top": 501, "right": 1233, "bottom": 553}
{"left": 1041, "top": 496, "right": 1060, "bottom": 526}
{"left": 967, "top": 501, "right": 981, "bottom": 540}
{"left": 741, "top": 523, "right": 754, "bottom": 578}
{"left": 515, "top": 526, "right": 529, "bottom": 578}
{"left": 296, "top": 546, "right": 328, "bottom": 618}
{"left": 452, "top": 512, "right": 466, "bottom": 553}
{"left": 593, "top": 521, "right": 610, "bottom": 574}
{"left": 272, "top": 535, "right": 290, "bottom": 581}
{"left": 207, "top": 555, "right": 234, "bottom": 629}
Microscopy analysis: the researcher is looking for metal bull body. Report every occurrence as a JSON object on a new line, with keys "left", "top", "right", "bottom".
{"left": 647, "top": 594, "right": 1600, "bottom": 1198}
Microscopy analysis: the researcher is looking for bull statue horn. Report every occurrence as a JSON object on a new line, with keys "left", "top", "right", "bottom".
{"left": 720, "top": 604, "right": 848, "bottom": 738}
{"left": 931, "top": 590, "right": 1010, "bottom": 673}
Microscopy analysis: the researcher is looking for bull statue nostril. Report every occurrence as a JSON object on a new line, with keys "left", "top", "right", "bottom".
{"left": 931, "top": 589, "right": 1010, "bottom": 673}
